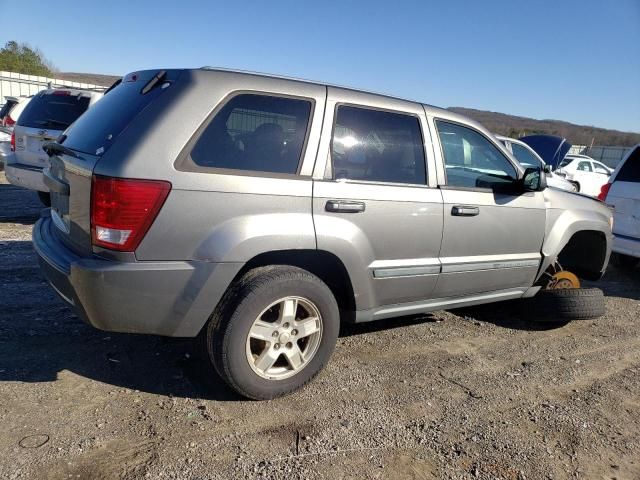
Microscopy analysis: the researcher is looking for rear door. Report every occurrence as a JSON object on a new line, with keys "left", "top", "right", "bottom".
{"left": 45, "top": 70, "right": 180, "bottom": 255}
{"left": 431, "top": 119, "right": 546, "bottom": 297}
{"left": 14, "top": 91, "right": 90, "bottom": 168}
{"left": 609, "top": 146, "right": 640, "bottom": 244}
{"left": 313, "top": 88, "right": 443, "bottom": 311}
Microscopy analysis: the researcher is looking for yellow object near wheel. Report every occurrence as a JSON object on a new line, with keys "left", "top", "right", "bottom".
{"left": 547, "top": 270, "right": 581, "bottom": 289}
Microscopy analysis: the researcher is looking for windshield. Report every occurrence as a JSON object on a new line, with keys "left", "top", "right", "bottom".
{"left": 61, "top": 69, "right": 180, "bottom": 155}
{"left": 511, "top": 143, "right": 543, "bottom": 169}
{"left": 17, "top": 93, "right": 90, "bottom": 130}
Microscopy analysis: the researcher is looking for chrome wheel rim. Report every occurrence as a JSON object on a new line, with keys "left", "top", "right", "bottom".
{"left": 245, "top": 296, "right": 323, "bottom": 380}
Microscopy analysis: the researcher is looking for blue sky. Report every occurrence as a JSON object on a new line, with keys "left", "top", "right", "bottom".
{"left": 1, "top": 0, "right": 638, "bottom": 132}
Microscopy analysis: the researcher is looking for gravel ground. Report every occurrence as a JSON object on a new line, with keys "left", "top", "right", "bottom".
{"left": 0, "top": 172, "right": 638, "bottom": 480}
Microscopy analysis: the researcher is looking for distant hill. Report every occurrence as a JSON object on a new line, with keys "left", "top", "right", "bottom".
{"left": 448, "top": 107, "right": 640, "bottom": 147}
{"left": 56, "top": 72, "right": 120, "bottom": 87}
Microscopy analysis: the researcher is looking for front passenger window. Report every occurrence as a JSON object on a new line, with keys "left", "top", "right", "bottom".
{"left": 436, "top": 121, "right": 517, "bottom": 189}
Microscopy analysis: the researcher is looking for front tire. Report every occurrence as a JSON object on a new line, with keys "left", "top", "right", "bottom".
{"left": 204, "top": 266, "right": 339, "bottom": 400}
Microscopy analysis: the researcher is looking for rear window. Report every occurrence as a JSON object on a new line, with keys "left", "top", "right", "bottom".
{"left": 189, "top": 94, "right": 312, "bottom": 175}
{"left": 0, "top": 99, "right": 17, "bottom": 119}
{"left": 616, "top": 147, "right": 640, "bottom": 182}
{"left": 17, "top": 92, "right": 90, "bottom": 130}
{"left": 61, "top": 70, "right": 177, "bottom": 155}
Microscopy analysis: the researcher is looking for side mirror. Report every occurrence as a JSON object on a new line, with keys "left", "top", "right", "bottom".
{"left": 543, "top": 164, "right": 552, "bottom": 174}
{"left": 522, "top": 167, "right": 547, "bottom": 192}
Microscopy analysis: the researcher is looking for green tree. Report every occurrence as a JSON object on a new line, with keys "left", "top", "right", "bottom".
{"left": 0, "top": 41, "right": 56, "bottom": 76}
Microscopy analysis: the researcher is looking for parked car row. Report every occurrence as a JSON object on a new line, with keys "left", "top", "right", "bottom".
{"left": 29, "top": 68, "right": 613, "bottom": 399}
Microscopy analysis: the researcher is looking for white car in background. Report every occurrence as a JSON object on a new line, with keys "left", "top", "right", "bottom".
{"left": 496, "top": 135, "right": 577, "bottom": 192}
{"left": 599, "top": 144, "right": 640, "bottom": 267}
{"left": 557, "top": 154, "right": 613, "bottom": 197}
{"left": 0, "top": 96, "right": 31, "bottom": 165}
{"left": 5, "top": 88, "right": 103, "bottom": 204}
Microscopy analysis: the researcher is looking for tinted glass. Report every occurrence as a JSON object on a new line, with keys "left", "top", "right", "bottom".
{"left": 436, "top": 121, "right": 517, "bottom": 189}
{"left": 577, "top": 161, "right": 592, "bottom": 172}
{"left": 616, "top": 147, "right": 640, "bottom": 182}
{"left": 191, "top": 94, "right": 312, "bottom": 174}
{"left": 17, "top": 92, "right": 90, "bottom": 130}
{"left": 331, "top": 106, "right": 426, "bottom": 184}
{"left": 0, "top": 99, "right": 17, "bottom": 119}
{"left": 511, "top": 142, "right": 542, "bottom": 169}
{"left": 62, "top": 70, "right": 176, "bottom": 155}
{"left": 559, "top": 157, "right": 572, "bottom": 167}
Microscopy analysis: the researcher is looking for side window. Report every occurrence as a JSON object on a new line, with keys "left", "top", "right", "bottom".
{"left": 616, "top": 147, "right": 640, "bottom": 182}
{"left": 331, "top": 105, "right": 426, "bottom": 185}
{"left": 435, "top": 121, "right": 517, "bottom": 189}
{"left": 577, "top": 161, "right": 593, "bottom": 172}
{"left": 593, "top": 162, "right": 609, "bottom": 174}
{"left": 511, "top": 143, "right": 542, "bottom": 169}
{"left": 190, "top": 94, "right": 312, "bottom": 174}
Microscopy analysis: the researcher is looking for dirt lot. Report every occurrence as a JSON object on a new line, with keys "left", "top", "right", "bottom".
{"left": 1, "top": 172, "right": 639, "bottom": 480}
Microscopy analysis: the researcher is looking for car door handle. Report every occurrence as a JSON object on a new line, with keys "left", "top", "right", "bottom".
{"left": 451, "top": 205, "right": 479, "bottom": 217}
{"left": 325, "top": 200, "right": 366, "bottom": 213}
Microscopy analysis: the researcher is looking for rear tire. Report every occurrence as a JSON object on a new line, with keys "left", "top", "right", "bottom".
{"left": 37, "top": 191, "right": 51, "bottom": 207}
{"left": 610, "top": 252, "right": 640, "bottom": 269}
{"left": 523, "top": 288, "right": 605, "bottom": 322}
{"left": 203, "top": 265, "right": 339, "bottom": 400}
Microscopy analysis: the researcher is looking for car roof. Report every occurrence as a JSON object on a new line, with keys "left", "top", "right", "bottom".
{"left": 37, "top": 88, "right": 104, "bottom": 99}
{"left": 196, "top": 67, "right": 500, "bottom": 143}
{"left": 199, "top": 66, "right": 456, "bottom": 119}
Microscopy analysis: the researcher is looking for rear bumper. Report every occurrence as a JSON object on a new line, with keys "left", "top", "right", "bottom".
{"left": 5, "top": 160, "right": 48, "bottom": 192}
{"left": 612, "top": 232, "right": 640, "bottom": 259}
{"left": 33, "top": 215, "right": 242, "bottom": 337}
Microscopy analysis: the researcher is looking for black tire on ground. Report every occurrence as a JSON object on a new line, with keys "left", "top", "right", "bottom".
{"left": 610, "top": 252, "right": 640, "bottom": 269}
{"left": 203, "top": 265, "right": 340, "bottom": 400}
{"left": 571, "top": 181, "right": 580, "bottom": 192}
{"left": 37, "top": 191, "right": 51, "bottom": 207}
{"left": 523, "top": 288, "right": 605, "bottom": 322}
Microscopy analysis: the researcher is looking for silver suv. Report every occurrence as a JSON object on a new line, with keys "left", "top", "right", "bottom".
{"left": 33, "top": 69, "right": 612, "bottom": 399}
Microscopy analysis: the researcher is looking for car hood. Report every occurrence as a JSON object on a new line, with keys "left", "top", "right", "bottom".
{"left": 544, "top": 184, "right": 610, "bottom": 213}
{"left": 520, "top": 135, "right": 572, "bottom": 170}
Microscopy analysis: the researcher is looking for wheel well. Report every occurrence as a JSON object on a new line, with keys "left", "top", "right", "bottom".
{"left": 557, "top": 230, "right": 607, "bottom": 280}
{"left": 237, "top": 250, "right": 356, "bottom": 320}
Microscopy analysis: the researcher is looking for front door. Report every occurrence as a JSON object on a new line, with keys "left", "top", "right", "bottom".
{"left": 431, "top": 119, "right": 546, "bottom": 298}
{"left": 312, "top": 89, "right": 443, "bottom": 312}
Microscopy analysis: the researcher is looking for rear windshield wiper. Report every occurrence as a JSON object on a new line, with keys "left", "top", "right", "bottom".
{"left": 34, "top": 118, "right": 69, "bottom": 128}
{"left": 42, "top": 142, "right": 79, "bottom": 159}
{"left": 140, "top": 70, "right": 167, "bottom": 95}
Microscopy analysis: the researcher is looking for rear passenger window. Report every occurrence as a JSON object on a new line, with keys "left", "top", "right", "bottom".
{"left": 190, "top": 94, "right": 312, "bottom": 174}
{"left": 436, "top": 121, "right": 517, "bottom": 189}
{"left": 331, "top": 105, "right": 426, "bottom": 185}
{"left": 616, "top": 147, "right": 640, "bottom": 182}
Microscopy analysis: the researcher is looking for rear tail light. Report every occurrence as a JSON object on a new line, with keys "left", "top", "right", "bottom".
{"left": 90, "top": 175, "right": 171, "bottom": 252}
{"left": 597, "top": 182, "right": 611, "bottom": 202}
{"left": 4, "top": 115, "right": 15, "bottom": 127}
{"left": 10, "top": 131, "right": 15, "bottom": 152}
